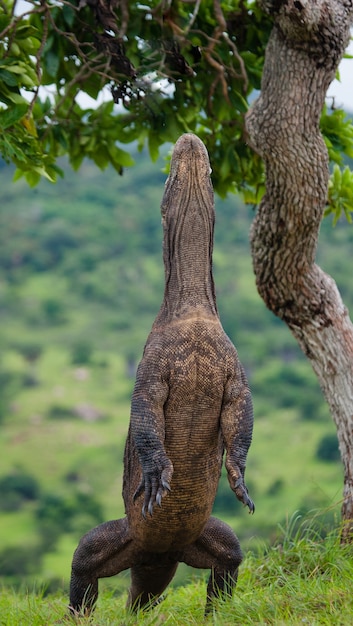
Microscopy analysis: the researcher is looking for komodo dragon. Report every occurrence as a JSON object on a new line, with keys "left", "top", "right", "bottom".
{"left": 69, "top": 133, "right": 255, "bottom": 617}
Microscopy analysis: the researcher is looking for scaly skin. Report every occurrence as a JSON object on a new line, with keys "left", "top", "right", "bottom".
{"left": 69, "top": 134, "right": 254, "bottom": 618}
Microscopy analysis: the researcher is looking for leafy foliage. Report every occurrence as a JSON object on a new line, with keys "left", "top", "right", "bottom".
{"left": 0, "top": 0, "right": 268, "bottom": 191}
{"left": 1, "top": 0, "right": 352, "bottom": 204}
{"left": 321, "top": 105, "right": 353, "bottom": 222}
{"left": 326, "top": 164, "right": 353, "bottom": 224}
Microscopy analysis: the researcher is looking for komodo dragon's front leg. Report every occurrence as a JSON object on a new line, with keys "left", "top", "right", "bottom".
{"left": 221, "top": 363, "right": 255, "bottom": 514}
{"left": 130, "top": 354, "right": 174, "bottom": 517}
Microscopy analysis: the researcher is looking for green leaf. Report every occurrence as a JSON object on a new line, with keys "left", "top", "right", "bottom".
{"left": 12, "top": 168, "right": 24, "bottom": 182}
{"left": 44, "top": 51, "right": 60, "bottom": 79}
{"left": 62, "top": 5, "right": 75, "bottom": 28}
{"left": 229, "top": 89, "right": 248, "bottom": 113}
{"left": 82, "top": 75, "right": 103, "bottom": 101}
{"left": 70, "top": 152, "right": 85, "bottom": 171}
{"left": 2, "top": 91, "right": 27, "bottom": 105}
{"left": 0, "top": 69, "right": 20, "bottom": 87}
{"left": 326, "top": 164, "right": 353, "bottom": 224}
{"left": 108, "top": 144, "right": 135, "bottom": 168}
{"left": 0, "top": 14, "right": 10, "bottom": 31}
{"left": 25, "top": 169, "right": 41, "bottom": 187}
{"left": 92, "top": 146, "right": 110, "bottom": 170}
{"left": 14, "top": 24, "right": 39, "bottom": 40}
{"left": 32, "top": 165, "right": 56, "bottom": 182}
{"left": 18, "top": 36, "right": 41, "bottom": 55}
{"left": 148, "top": 132, "right": 161, "bottom": 162}
{"left": 321, "top": 106, "right": 353, "bottom": 165}
{"left": 4, "top": 63, "right": 34, "bottom": 75}
{"left": 0, "top": 104, "right": 28, "bottom": 129}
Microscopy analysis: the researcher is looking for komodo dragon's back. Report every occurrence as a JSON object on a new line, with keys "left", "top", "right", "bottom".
{"left": 69, "top": 134, "right": 255, "bottom": 618}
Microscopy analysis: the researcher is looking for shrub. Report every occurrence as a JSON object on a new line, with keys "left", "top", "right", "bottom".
{"left": 71, "top": 341, "right": 93, "bottom": 365}
{"left": 0, "top": 364, "right": 19, "bottom": 423}
{"left": 35, "top": 490, "right": 104, "bottom": 550}
{"left": 42, "top": 298, "right": 67, "bottom": 325}
{"left": 316, "top": 433, "right": 340, "bottom": 462}
{"left": 48, "top": 404, "right": 76, "bottom": 420}
{"left": 36, "top": 494, "right": 75, "bottom": 534}
{"left": 267, "top": 478, "right": 284, "bottom": 496}
{"left": 0, "top": 545, "right": 42, "bottom": 577}
{"left": 0, "top": 471, "right": 40, "bottom": 511}
{"left": 15, "top": 342, "right": 43, "bottom": 363}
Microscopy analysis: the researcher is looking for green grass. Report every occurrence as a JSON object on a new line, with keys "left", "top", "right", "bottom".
{"left": 1, "top": 518, "right": 352, "bottom": 625}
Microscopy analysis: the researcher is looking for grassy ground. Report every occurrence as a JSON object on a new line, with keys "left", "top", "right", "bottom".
{"left": 1, "top": 518, "right": 352, "bottom": 625}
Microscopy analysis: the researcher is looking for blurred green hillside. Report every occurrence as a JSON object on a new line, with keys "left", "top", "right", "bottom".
{"left": 0, "top": 149, "right": 350, "bottom": 591}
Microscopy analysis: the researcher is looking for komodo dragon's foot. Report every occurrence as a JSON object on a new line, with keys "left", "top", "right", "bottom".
{"left": 133, "top": 459, "right": 174, "bottom": 518}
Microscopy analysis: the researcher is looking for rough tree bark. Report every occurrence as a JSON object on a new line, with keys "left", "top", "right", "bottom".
{"left": 245, "top": 0, "right": 353, "bottom": 540}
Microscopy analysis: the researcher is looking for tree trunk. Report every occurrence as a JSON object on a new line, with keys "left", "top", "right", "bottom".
{"left": 245, "top": 0, "right": 353, "bottom": 540}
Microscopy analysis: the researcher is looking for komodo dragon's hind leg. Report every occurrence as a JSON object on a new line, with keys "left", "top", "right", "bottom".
{"left": 127, "top": 558, "right": 179, "bottom": 611}
{"left": 69, "top": 517, "right": 133, "bottom": 617}
{"left": 181, "top": 516, "right": 243, "bottom": 614}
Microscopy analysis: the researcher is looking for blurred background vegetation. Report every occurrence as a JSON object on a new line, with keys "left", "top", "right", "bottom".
{"left": 0, "top": 138, "right": 352, "bottom": 593}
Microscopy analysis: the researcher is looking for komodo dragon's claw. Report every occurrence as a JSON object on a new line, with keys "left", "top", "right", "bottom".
{"left": 133, "top": 481, "right": 144, "bottom": 502}
{"left": 156, "top": 492, "right": 162, "bottom": 507}
{"left": 134, "top": 472, "right": 172, "bottom": 519}
{"left": 233, "top": 477, "right": 255, "bottom": 514}
{"left": 156, "top": 479, "right": 171, "bottom": 507}
{"left": 245, "top": 495, "right": 255, "bottom": 515}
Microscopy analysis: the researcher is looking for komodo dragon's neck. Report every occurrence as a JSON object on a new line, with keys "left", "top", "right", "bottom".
{"left": 155, "top": 134, "right": 218, "bottom": 324}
